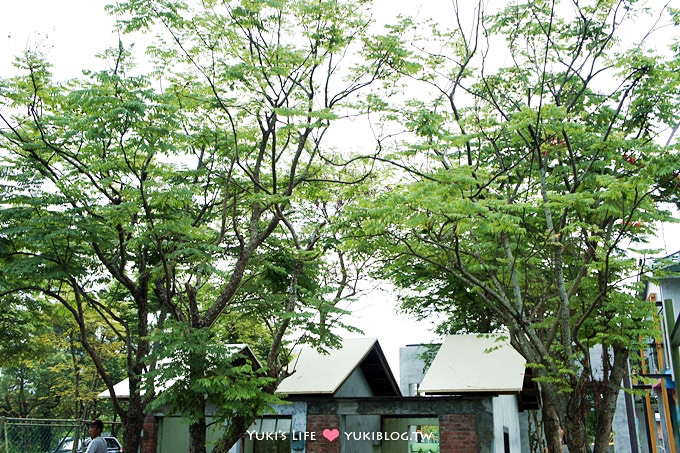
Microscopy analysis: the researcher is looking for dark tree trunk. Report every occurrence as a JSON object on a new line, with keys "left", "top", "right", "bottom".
{"left": 190, "top": 415, "right": 207, "bottom": 453}
{"left": 211, "top": 413, "right": 254, "bottom": 453}
{"left": 592, "top": 346, "right": 629, "bottom": 453}
{"left": 542, "top": 398, "right": 565, "bottom": 453}
{"left": 563, "top": 408, "right": 589, "bottom": 453}
{"left": 560, "top": 371, "right": 590, "bottom": 453}
{"left": 187, "top": 342, "right": 208, "bottom": 453}
{"left": 211, "top": 377, "right": 279, "bottom": 453}
{"left": 123, "top": 392, "right": 146, "bottom": 453}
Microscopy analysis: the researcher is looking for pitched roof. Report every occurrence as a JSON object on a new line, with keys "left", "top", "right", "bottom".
{"left": 651, "top": 250, "right": 680, "bottom": 272}
{"left": 98, "top": 343, "right": 260, "bottom": 399}
{"left": 276, "top": 337, "right": 401, "bottom": 396}
{"left": 418, "top": 334, "right": 526, "bottom": 394}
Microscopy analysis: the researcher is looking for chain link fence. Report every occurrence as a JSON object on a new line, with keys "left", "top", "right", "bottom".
{"left": 0, "top": 418, "right": 90, "bottom": 453}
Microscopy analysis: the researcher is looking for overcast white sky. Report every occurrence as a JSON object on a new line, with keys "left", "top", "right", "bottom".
{"left": 0, "top": 0, "right": 462, "bottom": 78}
{"left": 2, "top": 0, "right": 680, "bottom": 375}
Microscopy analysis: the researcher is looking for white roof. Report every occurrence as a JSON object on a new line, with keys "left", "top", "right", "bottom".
{"left": 418, "top": 334, "right": 526, "bottom": 394}
{"left": 276, "top": 337, "right": 378, "bottom": 395}
{"left": 98, "top": 343, "right": 259, "bottom": 399}
{"left": 97, "top": 374, "right": 182, "bottom": 399}
{"left": 98, "top": 377, "right": 136, "bottom": 399}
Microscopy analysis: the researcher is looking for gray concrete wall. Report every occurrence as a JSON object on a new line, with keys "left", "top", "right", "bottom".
{"left": 335, "top": 367, "right": 373, "bottom": 398}
{"left": 518, "top": 411, "right": 530, "bottom": 452}
{"left": 660, "top": 278, "right": 680, "bottom": 318}
{"left": 322, "top": 368, "right": 379, "bottom": 452}
{"left": 399, "top": 345, "right": 429, "bottom": 396}
{"left": 613, "top": 389, "right": 633, "bottom": 452}
{"left": 342, "top": 415, "right": 382, "bottom": 453}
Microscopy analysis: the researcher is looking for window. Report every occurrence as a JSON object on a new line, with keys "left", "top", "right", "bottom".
{"left": 244, "top": 417, "right": 292, "bottom": 453}
{"left": 409, "top": 423, "right": 439, "bottom": 452}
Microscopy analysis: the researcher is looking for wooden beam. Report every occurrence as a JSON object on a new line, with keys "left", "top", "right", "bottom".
{"left": 639, "top": 335, "right": 659, "bottom": 453}
{"left": 656, "top": 332, "right": 677, "bottom": 453}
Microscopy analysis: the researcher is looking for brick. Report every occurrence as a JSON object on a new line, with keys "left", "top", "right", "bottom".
{"left": 439, "top": 414, "right": 477, "bottom": 453}
{"left": 306, "top": 415, "right": 340, "bottom": 453}
{"left": 139, "top": 415, "right": 158, "bottom": 453}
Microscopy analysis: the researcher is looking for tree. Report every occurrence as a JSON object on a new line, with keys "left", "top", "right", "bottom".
{"left": 0, "top": 295, "right": 60, "bottom": 419}
{"left": 46, "top": 305, "right": 125, "bottom": 422}
{"left": 387, "top": 258, "right": 501, "bottom": 335}
{"left": 0, "top": 50, "right": 182, "bottom": 450}
{"left": 351, "top": 1, "right": 680, "bottom": 452}
{"left": 0, "top": 297, "right": 123, "bottom": 423}
{"left": 0, "top": 0, "right": 403, "bottom": 451}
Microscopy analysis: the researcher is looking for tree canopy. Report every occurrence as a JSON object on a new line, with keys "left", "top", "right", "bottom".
{"left": 0, "top": 0, "right": 403, "bottom": 451}
{"left": 346, "top": 1, "right": 680, "bottom": 452}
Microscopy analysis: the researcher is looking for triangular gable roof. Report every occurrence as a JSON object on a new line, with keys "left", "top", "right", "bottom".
{"left": 98, "top": 343, "right": 261, "bottom": 399}
{"left": 651, "top": 250, "right": 680, "bottom": 272}
{"left": 419, "top": 334, "right": 526, "bottom": 394}
{"left": 276, "top": 337, "right": 401, "bottom": 396}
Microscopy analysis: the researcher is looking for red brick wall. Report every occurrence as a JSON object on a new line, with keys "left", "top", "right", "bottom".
{"left": 306, "top": 415, "right": 341, "bottom": 453}
{"left": 439, "top": 414, "right": 477, "bottom": 453}
{"left": 140, "top": 414, "right": 158, "bottom": 453}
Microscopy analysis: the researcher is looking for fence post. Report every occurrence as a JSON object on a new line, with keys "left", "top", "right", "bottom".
{"left": 1, "top": 417, "right": 6, "bottom": 453}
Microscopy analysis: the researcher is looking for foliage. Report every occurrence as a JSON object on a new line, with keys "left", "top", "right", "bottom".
{"left": 0, "top": 0, "right": 400, "bottom": 451}
{"left": 0, "top": 299, "right": 124, "bottom": 420}
{"left": 388, "top": 260, "right": 501, "bottom": 335}
{"left": 0, "top": 295, "right": 52, "bottom": 369}
{"left": 348, "top": 1, "right": 680, "bottom": 452}
{"left": 145, "top": 320, "right": 279, "bottom": 426}
{"left": 0, "top": 49, "right": 181, "bottom": 450}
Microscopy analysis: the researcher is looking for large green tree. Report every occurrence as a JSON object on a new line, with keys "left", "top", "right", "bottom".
{"left": 352, "top": 1, "right": 680, "bottom": 452}
{"left": 0, "top": 0, "right": 402, "bottom": 452}
{"left": 1, "top": 51, "right": 185, "bottom": 450}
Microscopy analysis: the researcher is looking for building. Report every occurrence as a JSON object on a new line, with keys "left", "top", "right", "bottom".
{"left": 618, "top": 251, "right": 680, "bottom": 453}
{"left": 400, "top": 334, "right": 540, "bottom": 453}
{"left": 100, "top": 336, "right": 538, "bottom": 452}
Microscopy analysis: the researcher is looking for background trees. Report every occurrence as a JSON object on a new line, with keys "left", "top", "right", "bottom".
{"left": 350, "top": 1, "right": 680, "bottom": 452}
{"left": 0, "top": 297, "right": 122, "bottom": 421}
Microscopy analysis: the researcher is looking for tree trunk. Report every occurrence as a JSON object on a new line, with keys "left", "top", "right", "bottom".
{"left": 212, "top": 413, "right": 253, "bottom": 453}
{"left": 542, "top": 398, "right": 565, "bottom": 453}
{"left": 190, "top": 415, "right": 207, "bottom": 453}
{"left": 188, "top": 346, "right": 208, "bottom": 453}
{"left": 592, "top": 346, "right": 629, "bottom": 453}
{"left": 563, "top": 409, "right": 590, "bottom": 453}
{"left": 563, "top": 383, "right": 590, "bottom": 453}
{"left": 211, "top": 380, "right": 278, "bottom": 453}
{"left": 123, "top": 393, "right": 145, "bottom": 453}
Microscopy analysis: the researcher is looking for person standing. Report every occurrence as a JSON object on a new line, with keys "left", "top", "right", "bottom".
{"left": 85, "top": 420, "right": 107, "bottom": 453}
